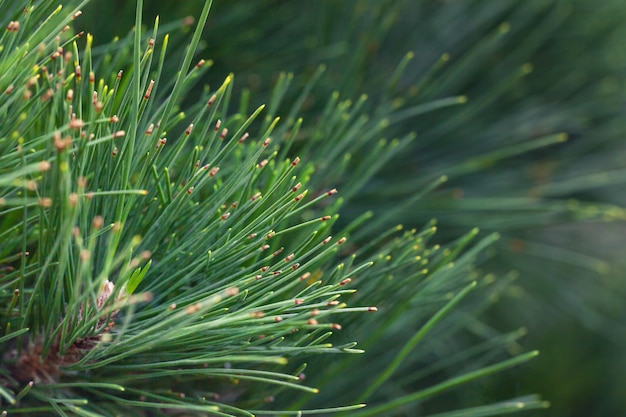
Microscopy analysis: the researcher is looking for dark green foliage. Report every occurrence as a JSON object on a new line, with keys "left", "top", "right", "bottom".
{"left": 81, "top": 1, "right": 626, "bottom": 416}
{"left": 1, "top": 0, "right": 624, "bottom": 416}
{"left": 82, "top": 1, "right": 626, "bottom": 415}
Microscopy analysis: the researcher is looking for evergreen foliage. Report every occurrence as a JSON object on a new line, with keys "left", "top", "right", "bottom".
{"left": 1, "top": 0, "right": 624, "bottom": 416}
{"left": 82, "top": 2, "right": 626, "bottom": 415}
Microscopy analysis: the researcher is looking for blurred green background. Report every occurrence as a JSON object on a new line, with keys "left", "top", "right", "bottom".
{"left": 80, "top": 1, "right": 626, "bottom": 415}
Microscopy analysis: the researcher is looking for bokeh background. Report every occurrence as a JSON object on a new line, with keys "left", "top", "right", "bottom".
{"left": 80, "top": 1, "right": 626, "bottom": 415}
